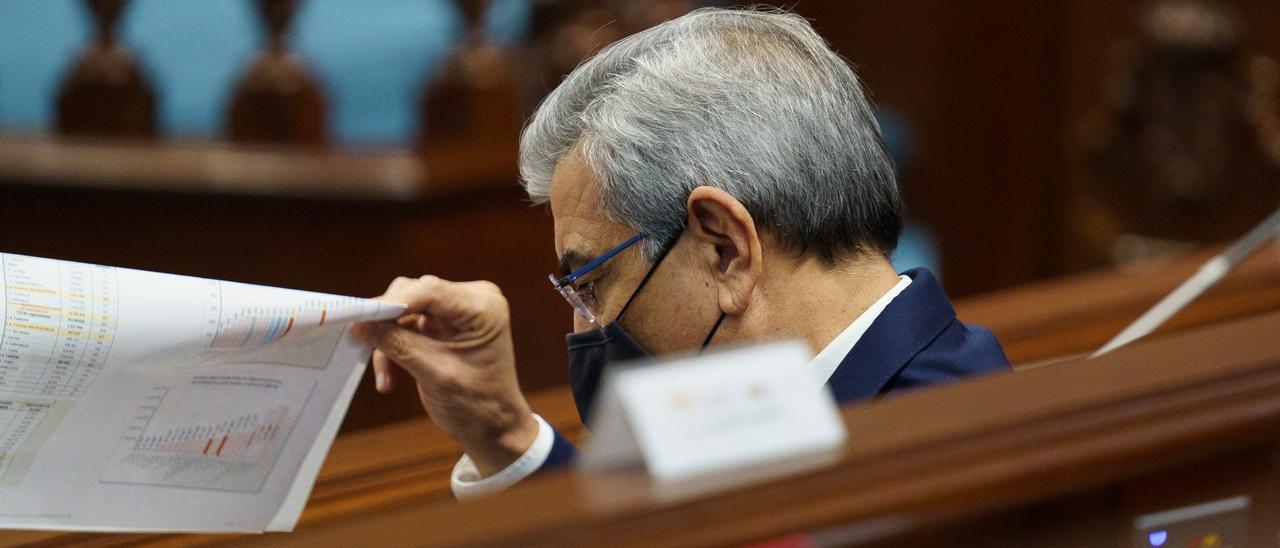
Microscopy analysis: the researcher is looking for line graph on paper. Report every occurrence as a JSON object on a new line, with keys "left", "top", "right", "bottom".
{"left": 189, "top": 280, "right": 382, "bottom": 369}
{"left": 101, "top": 377, "right": 313, "bottom": 492}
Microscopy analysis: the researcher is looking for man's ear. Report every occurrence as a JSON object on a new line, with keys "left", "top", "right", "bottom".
{"left": 686, "top": 186, "right": 763, "bottom": 315}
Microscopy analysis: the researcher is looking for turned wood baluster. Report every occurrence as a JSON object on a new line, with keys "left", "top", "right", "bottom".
{"left": 226, "top": 0, "right": 328, "bottom": 147}
{"left": 419, "top": 0, "right": 521, "bottom": 159}
{"left": 56, "top": 0, "right": 157, "bottom": 139}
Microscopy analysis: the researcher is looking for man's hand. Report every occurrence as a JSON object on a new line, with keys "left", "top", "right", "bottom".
{"left": 352, "top": 275, "right": 539, "bottom": 477}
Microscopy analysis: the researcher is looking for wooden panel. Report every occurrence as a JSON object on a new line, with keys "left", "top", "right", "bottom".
{"left": 1049, "top": 0, "right": 1280, "bottom": 272}
{"left": 797, "top": 0, "right": 1280, "bottom": 295}
{"left": 795, "top": 1, "right": 1057, "bottom": 296}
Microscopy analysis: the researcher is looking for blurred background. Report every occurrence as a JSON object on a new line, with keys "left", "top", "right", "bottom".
{"left": 1, "top": 0, "right": 1278, "bottom": 430}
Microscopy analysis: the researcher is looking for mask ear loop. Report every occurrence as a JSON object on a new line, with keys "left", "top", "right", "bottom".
{"left": 615, "top": 232, "right": 682, "bottom": 322}
{"left": 613, "top": 229, "right": 727, "bottom": 354}
{"left": 698, "top": 312, "right": 726, "bottom": 353}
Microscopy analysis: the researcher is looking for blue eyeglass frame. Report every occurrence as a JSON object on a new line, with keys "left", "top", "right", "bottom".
{"left": 551, "top": 233, "right": 645, "bottom": 288}
{"left": 549, "top": 233, "right": 645, "bottom": 324}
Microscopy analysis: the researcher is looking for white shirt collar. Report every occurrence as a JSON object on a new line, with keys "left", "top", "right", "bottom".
{"left": 809, "top": 275, "right": 912, "bottom": 389}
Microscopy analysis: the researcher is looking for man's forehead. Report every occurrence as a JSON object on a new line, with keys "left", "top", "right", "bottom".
{"left": 550, "top": 153, "right": 615, "bottom": 258}
{"left": 549, "top": 153, "right": 601, "bottom": 220}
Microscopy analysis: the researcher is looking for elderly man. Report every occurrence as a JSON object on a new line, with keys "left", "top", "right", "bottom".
{"left": 353, "top": 8, "right": 1009, "bottom": 499}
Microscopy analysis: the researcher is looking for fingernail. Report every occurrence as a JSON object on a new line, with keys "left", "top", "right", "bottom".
{"left": 375, "top": 371, "right": 387, "bottom": 392}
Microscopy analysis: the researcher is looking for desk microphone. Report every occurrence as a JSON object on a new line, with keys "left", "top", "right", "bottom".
{"left": 1093, "top": 205, "right": 1280, "bottom": 357}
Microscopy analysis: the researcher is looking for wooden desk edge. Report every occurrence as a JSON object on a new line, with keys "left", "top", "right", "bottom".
{"left": 253, "top": 311, "right": 1280, "bottom": 547}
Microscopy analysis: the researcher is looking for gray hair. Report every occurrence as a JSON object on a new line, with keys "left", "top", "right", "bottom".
{"left": 519, "top": 6, "right": 902, "bottom": 262}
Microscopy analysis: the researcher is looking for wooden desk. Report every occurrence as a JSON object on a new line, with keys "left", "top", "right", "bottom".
{"left": 226, "top": 309, "right": 1280, "bottom": 547}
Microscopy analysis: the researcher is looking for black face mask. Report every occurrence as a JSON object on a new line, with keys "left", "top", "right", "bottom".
{"left": 565, "top": 235, "right": 726, "bottom": 425}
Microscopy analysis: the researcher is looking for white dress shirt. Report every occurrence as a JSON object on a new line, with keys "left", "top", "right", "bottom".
{"left": 807, "top": 275, "right": 912, "bottom": 388}
{"left": 451, "top": 275, "right": 913, "bottom": 499}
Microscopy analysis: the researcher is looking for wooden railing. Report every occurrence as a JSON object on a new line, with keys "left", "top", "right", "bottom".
{"left": 957, "top": 243, "right": 1280, "bottom": 365}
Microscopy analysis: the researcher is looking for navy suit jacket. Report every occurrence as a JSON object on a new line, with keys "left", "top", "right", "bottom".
{"left": 541, "top": 267, "right": 1010, "bottom": 469}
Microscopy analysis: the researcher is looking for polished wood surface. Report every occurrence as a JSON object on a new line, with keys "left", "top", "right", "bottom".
{"left": 957, "top": 243, "right": 1280, "bottom": 365}
{"left": 0, "top": 135, "right": 421, "bottom": 200}
{"left": 225, "top": 310, "right": 1280, "bottom": 547}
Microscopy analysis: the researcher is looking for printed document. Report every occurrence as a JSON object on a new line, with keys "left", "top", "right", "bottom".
{"left": 0, "top": 253, "right": 404, "bottom": 532}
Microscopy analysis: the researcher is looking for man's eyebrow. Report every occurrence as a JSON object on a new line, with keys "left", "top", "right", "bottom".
{"left": 557, "top": 250, "right": 593, "bottom": 279}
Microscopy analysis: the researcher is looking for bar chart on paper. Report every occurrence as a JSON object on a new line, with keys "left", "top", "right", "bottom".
{"left": 189, "top": 280, "right": 379, "bottom": 369}
{"left": 0, "top": 252, "right": 406, "bottom": 532}
{"left": 132, "top": 389, "right": 287, "bottom": 460}
{"left": 102, "top": 377, "right": 314, "bottom": 492}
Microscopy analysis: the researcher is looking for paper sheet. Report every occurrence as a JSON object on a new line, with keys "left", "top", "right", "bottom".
{"left": 0, "top": 253, "right": 404, "bottom": 533}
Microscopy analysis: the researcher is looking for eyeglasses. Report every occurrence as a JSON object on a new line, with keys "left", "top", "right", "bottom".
{"left": 549, "top": 233, "right": 645, "bottom": 325}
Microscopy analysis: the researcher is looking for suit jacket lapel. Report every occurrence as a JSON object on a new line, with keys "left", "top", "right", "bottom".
{"left": 826, "top": 268, "right": 956, "bottom": 402}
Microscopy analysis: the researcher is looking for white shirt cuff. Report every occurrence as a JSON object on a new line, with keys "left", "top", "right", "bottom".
{"left": 450, "top": 413, "right": 554, "bottom": 500}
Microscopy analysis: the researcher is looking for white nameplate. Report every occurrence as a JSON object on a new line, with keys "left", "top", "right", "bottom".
{"left": 580, "top": 340, "right": 846, "bottom": 482}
